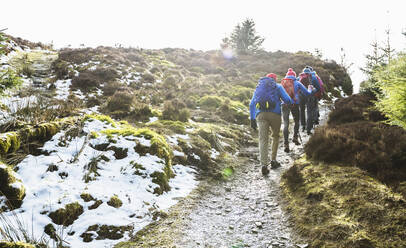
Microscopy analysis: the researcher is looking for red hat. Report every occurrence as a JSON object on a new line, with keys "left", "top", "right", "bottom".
{"left": 266, "top": 73, "right": 277, "bottom": 80}
{"left": 286, "top": 68, "right": 296, "bottom": 77}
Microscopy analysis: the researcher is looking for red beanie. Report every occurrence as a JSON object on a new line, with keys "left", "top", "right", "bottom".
{"left": 266, "top": 73, "right": 277, "bottom": 80}
{"left": 286, "top": 68, "right": 296, "bottom": 77}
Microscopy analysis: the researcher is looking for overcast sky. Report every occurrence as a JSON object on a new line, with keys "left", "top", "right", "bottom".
{"left": 2, "top": 0, "right": 405, "bottom": 92}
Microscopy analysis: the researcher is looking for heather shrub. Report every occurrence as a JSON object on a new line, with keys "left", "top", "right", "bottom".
{"left": 161, "top": 100, "right": 190, "bottom": 122}
{"left": 106, "top": 91, "right": 134, "bottom": 112}
{"left": 71, "top": 71, "right": 101, "bottom": 90}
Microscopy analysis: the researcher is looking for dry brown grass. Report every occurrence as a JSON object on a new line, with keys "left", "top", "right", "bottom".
{"left": 281, "top": 158, "right": 406, "bottom": 248}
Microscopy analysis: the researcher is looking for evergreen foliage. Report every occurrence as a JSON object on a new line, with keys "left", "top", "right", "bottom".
{"left": 223, "top": 18, "right": 264, "bottom": 54}
{"left": 374, "top": 54, "right": 406, "bottom": 129}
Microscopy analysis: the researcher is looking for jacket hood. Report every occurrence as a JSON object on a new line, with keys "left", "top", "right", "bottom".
{"left": 259, "top": 77, "right": 276, "bottom": 84}
{"left": 284, "top": 75, "right": 297, "bottom": 80}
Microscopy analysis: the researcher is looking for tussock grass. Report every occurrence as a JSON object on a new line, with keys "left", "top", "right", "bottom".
{"left": 281, "top": 157, "right": 406, "bottom": 248}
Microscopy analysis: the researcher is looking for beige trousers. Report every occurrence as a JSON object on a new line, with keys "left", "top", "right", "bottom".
{"left": 256, "top": 112, "right": 281, "bottom": 165}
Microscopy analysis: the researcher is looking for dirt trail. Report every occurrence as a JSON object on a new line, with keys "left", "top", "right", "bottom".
{"left": 130, "top": 106, "right": 330, "bottom": 248}
{"left": 175, "top": 135, "right": 311, "bottom": 248}
{"left": 173, "top": 105, "right": 330, "bottom": 248}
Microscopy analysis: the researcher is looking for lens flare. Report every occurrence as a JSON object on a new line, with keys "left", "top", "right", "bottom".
{"left": 222, "top": 48, "right": 234, "bottom": 60}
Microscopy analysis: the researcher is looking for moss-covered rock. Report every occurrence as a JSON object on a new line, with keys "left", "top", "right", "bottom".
{"left": 0, "top": 162, "right": 25, "bottom": 209}
{"left": 80, "top": 192, "right": 95, "bottom": 202}
{"left": 88, "top": 199, "right": 103, "bottom": 210}
{"left": 80, "top": 224, "right": 133, "bottom": 242}
{"left": 0, "top": 241, "right": 35, "bottom": 248}
{"left": 107, "top": 195, "right": 123, "bottom": 208}
{"left": 48, "top": 202, "right": 84, "bottom": 226}
{"left": 0, "top": 132, "right": 20, "bottom": 155}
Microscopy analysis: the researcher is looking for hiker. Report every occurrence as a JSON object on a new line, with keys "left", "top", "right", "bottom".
{"left": 249, "top": 73, "right": 293, "bottom": 175}
{"left": 311, "top": 69, "right": 324, "bottom": 125}
{"left": 300, "top": 67, "right": 321, "bottom": 134}
{"left": 281, "top": 68, "right": 313, "bottom": 153}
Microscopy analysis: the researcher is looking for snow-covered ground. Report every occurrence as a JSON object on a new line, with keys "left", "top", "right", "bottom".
{"left": 1, "top": 117, "right": 198, "bottom": 247}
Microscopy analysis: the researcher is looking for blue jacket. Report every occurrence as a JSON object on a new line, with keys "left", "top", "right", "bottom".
{"left": 310, "top": 72, "right": 321, "bottom": 93}
{"left": 249, "top": 78, "right": 293, "bottom": 120}
{"left": 284, "top": 75, "right": 313, "bottom": 104}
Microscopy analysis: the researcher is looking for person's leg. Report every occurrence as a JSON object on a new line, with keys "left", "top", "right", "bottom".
{"left": 315, "top": 100, "right": 320, "bottom": 125}
{"left": 282, "top": 104, "right": 290, "bottom": 152}
{"left": 299, "top": 96, "right": 306, "bottom": 131}
{"left": 291, "top": 104, "right": 300, "bottom": 144}
{"left": 307, "top": 96, "right": 316, "bottom": 134}
{"left": 269, "top": 112, "right": 282, "bottom": 161}
{"left": 257, "top": 113, "right": 269, "bottom": 167}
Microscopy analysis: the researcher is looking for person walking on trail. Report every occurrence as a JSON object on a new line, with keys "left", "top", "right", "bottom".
{"left": 301, "top": 67, "right": 321, "bottom": 135}
{"left": 249, "top": 73, "right": 293, "bottom": 176}
{"left": 281, "top": 68, "right": 314, "bottom": 153}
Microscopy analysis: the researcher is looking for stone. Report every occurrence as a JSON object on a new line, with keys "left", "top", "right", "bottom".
{"left": 255, "top": 221, "right": 263, "bottom": 228}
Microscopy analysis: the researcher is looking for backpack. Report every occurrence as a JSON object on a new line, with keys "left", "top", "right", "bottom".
{"left": 281, "top": 78, "right": 296, "bottom": 102}
{"left": 253, "top": 77, "right": 278, "bottom": 111}
{"left": 314, "top": 75, "right": 325, "bottom": 99}
{"left": 299, "top": 73, "right": 310, "bottom": 97}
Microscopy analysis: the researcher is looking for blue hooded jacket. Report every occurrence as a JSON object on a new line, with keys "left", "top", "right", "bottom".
{"left": 284, "top": 75, "right": 313, "bottom": 104}
{"left": 309, "top": 72, "right": 321, "bottom": 93}
{"left": 249, "top": 77, "right": 293, "bottom": 120}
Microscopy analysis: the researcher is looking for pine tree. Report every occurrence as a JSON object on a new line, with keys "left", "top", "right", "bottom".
{"left": 360, "top": 38, "right": 384, "bottom": 78}
{"left": 380, "top": 28, "right": 395, "bottom": 64}
{"left": 339, "top": 47, "right": 354, "bottom": 75}
{"left": 225, "top": 19, "right": 264, "bottom": 54}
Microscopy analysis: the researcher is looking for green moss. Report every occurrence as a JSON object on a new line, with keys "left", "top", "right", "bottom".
{"left": 48, "top": 202, "right": 84, "bottom": 226}
{"left": 101, "top": 125, "right": 172, "bottom": 167}
{"left": 107, "top": 195, "right": 123, "bottom": 208}
{"left": 84, "top": 114, "right": 117, "bottom": 127}
{"left": 81, "top": 224, "right": 133, "bottom": 242}
{"left": 80, "top": 192, "right": 95, "bottom": 202}
{"left": 0, "top": 241, "right": 35, "bottom": 248}
{"left": 90, "top": 131, "right": 99, "bottom": 139}
{"left": 44, "top": 223, "right": 57, "bottom": 241}
{"left": 281, "top": 157, "right": 406, "bottom": 248}
{"left": 0, "top": 162, "right": 25, "bottom": 209}
{"left": 146, "top": 120, "right": 186, "bottom": 134}
{"left": 198, "top": 95, "right": 223, "bottom": 109}
{"left": 88, "top": 199, "right": 103, "bottom": 210}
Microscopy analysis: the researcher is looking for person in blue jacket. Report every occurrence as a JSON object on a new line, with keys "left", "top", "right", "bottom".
{"left": 249, "top": 73, "right": 293, "bottom": 175}
{"left": 281, "top": 69, "right": 314, "bottom": 153}
{"left": 303, "top": 67, "right": 321, "bottom": 134}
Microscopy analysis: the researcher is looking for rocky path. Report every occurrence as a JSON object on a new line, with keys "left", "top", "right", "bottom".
{"left": 175, "top": 134, "right": 311, "bottom": 248}
{"left": 129, "top": 106, "right": 330, "bottom": 248}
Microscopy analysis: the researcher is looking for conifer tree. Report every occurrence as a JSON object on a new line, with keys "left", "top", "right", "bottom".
{"left": 224, "top": 19, "right": 264, "bottom": 54}
{"left": 380, "top": 28, "right": 395, "bottom": 64}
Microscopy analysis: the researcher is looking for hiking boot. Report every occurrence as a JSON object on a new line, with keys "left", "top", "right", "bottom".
{"left": 293, "top": 137, "right": 300, "bottom": 145}
{"left": 284, "top": 145, "right": 290, "bottom": 153}
{"left": 271, "top": 160, "right": 281, "bottom": 169}
{"left": 261, "top": 165, "right": 270, "bottom": 176}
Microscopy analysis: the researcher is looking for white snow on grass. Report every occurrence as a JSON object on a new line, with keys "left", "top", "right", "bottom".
{"left": 210, "top": 148, "right": 220, "bottom": 159}
{"left": 3, "top": 117, "right": 198, "bottom": 248}
{"left": 54, "top": 79, "right": 72, "bottom": 100}
{"left": 147, "top": 116, "right": 158, "bottom": 123}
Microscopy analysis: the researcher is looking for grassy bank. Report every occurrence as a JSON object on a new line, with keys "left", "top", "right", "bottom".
{"left": 281, "top": 157, "right": 406, "bottom": 248}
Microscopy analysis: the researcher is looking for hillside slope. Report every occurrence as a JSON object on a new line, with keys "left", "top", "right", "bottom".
{"left": 0, "top": 33, "right": 352, "bottom": 247}
{"left": 281, "top": 93, "right": 406, "bottom": 248}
